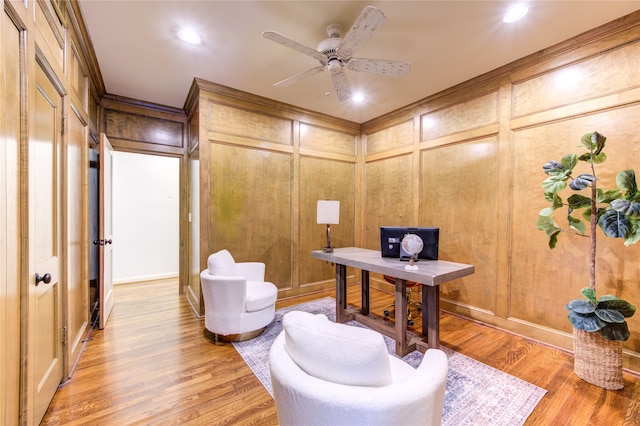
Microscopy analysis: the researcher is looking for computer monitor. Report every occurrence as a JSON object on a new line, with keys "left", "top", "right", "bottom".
{"left": 380, "top": 226, "right": 439, "bottom": 260}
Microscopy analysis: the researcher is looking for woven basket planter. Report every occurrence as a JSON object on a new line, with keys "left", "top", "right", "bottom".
{"left": 573, "top": 328, "right": 624, "bottom": 390}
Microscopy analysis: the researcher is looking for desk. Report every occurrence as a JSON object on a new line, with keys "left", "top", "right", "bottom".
{"left": 312, "top": 247, "right": 474, "bottom": 356}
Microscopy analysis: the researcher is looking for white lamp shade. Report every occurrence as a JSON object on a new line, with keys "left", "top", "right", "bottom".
{"left": 317, "top": 200, "right": 340, "bottom": 224}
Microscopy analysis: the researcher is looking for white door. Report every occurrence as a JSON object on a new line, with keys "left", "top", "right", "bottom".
{"left": 99, "top": 133, "right": 114, "bottom": 328}
{"left": 29, "top": 64, "right": 63, "bottom": 424}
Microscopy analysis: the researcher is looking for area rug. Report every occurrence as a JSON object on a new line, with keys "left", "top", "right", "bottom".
{"left": 233, "top": 297, "right": 547, "bottom": 425}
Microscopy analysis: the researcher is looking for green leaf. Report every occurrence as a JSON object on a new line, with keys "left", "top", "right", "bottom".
{"left": 561, "top": 154, "right": 578, "bottom": 172}
{"left": 536, "top": 215, "right": 556, "bottom": 231}
{"left": 581, "top": 287, "right": 597, "bottom": 304}
{"left": 578, "top": 152, "right": 608, "bottom": 164}
{"left": 598, "top": 298, "right": 637, "bottom": 318}
{"left": 566, "top": 299, "right": 595, "bottom": 314}
{"left": 624, "top": 221, "right": 640, "bottom": 246}
{"left": 592, "top": 152, "right": 607, "bottom": 164}
{"left": 598, "top": 189, "right": 623, "bottom": 204}
{"left": 542, "top": 160, "right": 565, "bottom": 176}
{"left": 580, "top": 133, "right": 595, "bottom": 150}
{"left": 595, "top": 308, "right": 625, "bottom": 323}
{"left": 617, "top": 169, "right": 637, "bottom": 196}
{"left": 568, "top": 215, "right": 586, "bottom": 234}
{"left": 569, "top": 174, "right": 596, "bottom": 190}
{"left": 600, "top": 322, "right": 630, "bottom": 341}
{"left": 543, "top": 176, "right": 568, "bottom": 193}
{"left": 567, "top": 194, "right": 591, "bottom": 210}
{"left": 610, "top": 199, "right": 640, "bottom": 218}
{"left": 568, "top": 311, "right": 604, "bottom": 332}
{"left": 598, "top": 209, "right": 631, "bottom": 238}
{"left": 539, "top": 207, "right": 554, "bottom": 216}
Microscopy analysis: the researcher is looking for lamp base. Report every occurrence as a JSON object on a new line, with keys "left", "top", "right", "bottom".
{"left": 323, "top": 246, "right": 334, "bottom": 253}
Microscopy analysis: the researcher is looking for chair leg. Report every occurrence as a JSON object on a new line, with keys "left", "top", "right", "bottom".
{"left": 383, "top": 288, "right": 420, "bottom": 325}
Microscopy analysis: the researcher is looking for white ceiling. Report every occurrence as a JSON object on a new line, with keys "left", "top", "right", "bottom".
{"left": 78, "top": 1, "right": 640, "bottom": 123}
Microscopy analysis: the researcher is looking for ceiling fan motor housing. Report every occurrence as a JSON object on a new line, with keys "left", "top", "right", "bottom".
{"left": 317, "top": 37, "right": 342, "bottom": 61}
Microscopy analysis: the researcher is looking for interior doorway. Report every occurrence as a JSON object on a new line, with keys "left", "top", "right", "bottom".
{"left": 111, "top": 151, "right": 180, "bottom": 285}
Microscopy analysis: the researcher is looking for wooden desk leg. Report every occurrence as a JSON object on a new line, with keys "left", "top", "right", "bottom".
{"left": 336, "top": 263, "right": 347, "bottom": 323}
{"left": 395, "top": 278, "right": 408, "bottom": 356}
{"left": 361, "top": 270, "right": 369, "bottom": 316}
{"left": 422, "top": 285, "right": 440, "bottom": 349}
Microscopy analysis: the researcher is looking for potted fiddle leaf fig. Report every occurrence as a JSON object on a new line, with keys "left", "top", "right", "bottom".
{"left": 537, "top": 131, "right": 638, "bottom": 390}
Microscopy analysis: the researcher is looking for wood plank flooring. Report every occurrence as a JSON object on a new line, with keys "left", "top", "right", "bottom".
{"left": 42, "top": 278, "right": 640, "bottom": 425}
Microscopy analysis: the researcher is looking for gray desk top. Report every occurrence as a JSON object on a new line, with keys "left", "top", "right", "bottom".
{"left": 312, "top": 247, "right": 474, "bottom": 286}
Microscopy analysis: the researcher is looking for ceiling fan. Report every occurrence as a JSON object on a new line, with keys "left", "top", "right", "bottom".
{"left": 262, "top": 6, "right": 411, "bottom": 102}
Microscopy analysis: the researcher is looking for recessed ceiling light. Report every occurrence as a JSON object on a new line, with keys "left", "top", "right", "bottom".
{"left": 176, "top": 27, "right": 201, "bottom": 44}
{"left": 351, "top": 93, "right": 365, "bottom": 103}
{"left": 503, "top": 3, "right": 529, "bottom": 23}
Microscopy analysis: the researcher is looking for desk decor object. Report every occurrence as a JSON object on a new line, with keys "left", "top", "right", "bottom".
{"left": 401, "top": 233, "right": 423, "bottom": 270}
{"left": 317, "top": 200, "right": 340, "bottom": 253}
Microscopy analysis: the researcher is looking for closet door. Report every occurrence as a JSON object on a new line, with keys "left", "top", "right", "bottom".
{"left": 29, "top": 63, "right": 64, "bottom": 424}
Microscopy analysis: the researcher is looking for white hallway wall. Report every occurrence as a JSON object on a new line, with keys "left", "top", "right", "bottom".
{"left": 112, "top": 151, "right": 179, "bottom": 284}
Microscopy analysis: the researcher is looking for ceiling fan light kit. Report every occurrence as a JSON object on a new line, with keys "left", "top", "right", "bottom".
{"left": 263, "top": 6, "right": 412, "bottom": 102}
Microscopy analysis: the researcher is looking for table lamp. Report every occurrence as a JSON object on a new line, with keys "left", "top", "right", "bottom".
{"left": 317, "top": 200, "right": 340, "bottom": 253}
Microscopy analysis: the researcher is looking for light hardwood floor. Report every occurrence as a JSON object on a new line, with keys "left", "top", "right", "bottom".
{"left": 42, "top": 278, "right": 640, "bottom": 425}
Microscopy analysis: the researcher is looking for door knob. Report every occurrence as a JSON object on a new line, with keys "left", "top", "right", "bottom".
{"left": 93, "top": 239, "right": 113, "bottom": 245}
{"left": 35, "top": 273, "right": 52, "bottom": 286}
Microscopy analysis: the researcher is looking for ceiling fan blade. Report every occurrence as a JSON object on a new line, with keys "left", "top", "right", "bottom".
{"left": 347, "top": 58, "right": 412, "bottom": 77}
{"left": 273, "top": 66, "right": 325, "bottom": 87}
{"left": 328, "top": 61, "right": 352, "bottom": 102}
{"left": 262, "top": 30, "right": 327, "bottom": 64}
{"left": 336, "top": 6, "right": 387, "bottom": 60}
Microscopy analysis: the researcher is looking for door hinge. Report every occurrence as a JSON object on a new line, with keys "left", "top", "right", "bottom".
{"left": 62, "top": 325, "right": 67, "bottom": 345}
{"left": 61, "top": 117, "right": 67, "bottom": 135}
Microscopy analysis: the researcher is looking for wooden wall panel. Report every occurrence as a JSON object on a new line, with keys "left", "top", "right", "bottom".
{"left": 298, "top": 156, "right": 356, "bottom": 286}
{"left": 363, "top": 155, "right": 414, "bottom": 250}
{"left": 300, "top": 123, "right": 355, "bottom": 156}
{"left": 512, "top": 43, "right": 640, "bottom": 117}
{"left": 68, "top": 39, "right": 88, "bottom": 113}
{"left": 104, "top": 109, "right": 184, "bottom": 148}
{"left": 420, "top": 137, "right": 499, "bottom": 312}
{"left": 1, "top": 7, "right": 22, "bottom": 422}
{"left": 193, "top": 83, "right": 360, "bottom": 298}
{"left": 35, "top": 1, "right": 64, "bottom": 72}
{"left": 209, "top": 103, "right": 292, "bottom": 146}
{"left": 421, "top": 92, "right": 498, "bottom": 141}
{"left": 209, "top": 143, "right": 293, "bottom": 289}
{"left": 365, "top": 120, "right": 413, "bottom": 155}
{"left": 510, "top": 105, "right": 640, "bottom": 343}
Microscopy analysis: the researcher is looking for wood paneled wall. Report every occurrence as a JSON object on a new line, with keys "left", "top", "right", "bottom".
{"left": 361, "top": 11, "right": 640, "bottom": 373}
{"left": 1, "top": 4, "right": 23, "bottom": 423}
{"left": 185, "top": 80, "right": 359, "bottom": 310}
{"left": 0, "top": 0, "right": 105, "bottom": 422}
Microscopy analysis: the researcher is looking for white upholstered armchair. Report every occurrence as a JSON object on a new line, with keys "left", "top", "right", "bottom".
{"left": 200, "top": 249, "right": 278, "bottom": 342}
{"left": 269, "top": 311, "right": 448, "bottom": 426}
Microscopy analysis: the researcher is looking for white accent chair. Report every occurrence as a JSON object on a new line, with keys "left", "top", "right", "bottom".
{"left": 269, "top": 311, "right": 448, "bottom": 426}
{"left": 200, "top": 249, "right": 278, "bottom": 342}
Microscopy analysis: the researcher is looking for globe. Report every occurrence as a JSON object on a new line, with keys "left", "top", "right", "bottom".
{"left": 401, "top": 233, "right": 424, "bottom": 257}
